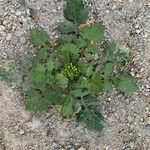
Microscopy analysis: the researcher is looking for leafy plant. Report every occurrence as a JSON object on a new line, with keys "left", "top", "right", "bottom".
{"left": 0, "top": 0, "right": 138, "bottom": 132}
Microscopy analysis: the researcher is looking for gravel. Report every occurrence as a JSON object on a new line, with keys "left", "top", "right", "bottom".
{"left": 0, "top": 0, "right": 150, "bottom": 150}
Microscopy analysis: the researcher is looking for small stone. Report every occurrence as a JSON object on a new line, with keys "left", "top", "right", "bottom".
{"left": 106, "top": 10, "right": 110, "bottom": 13}
{"left": 130, "top": 72, "right": 135, "bottom": 77}
{"left": 129, "top": 0, "right": 134, "bottom": 3}
{"left": 15, "top": 11, "right": 22, "bottom": 16}
{"left": 107, "top": 112, "right": 117, "bottom": 123}
{"left": 113, "top": 0, "right": 123, "bottom": 2}
{"left": 6, "top": 33, "right": 12, "bottom": 41}
{"left": 18, "top": 0, "right": 26, "bottom": 6}
{"left": 130, "top": 142, "right": 134, "bottom": 148}
{"left": 52, "top": 141, "right": 59, "bottom": 149}
{"left": 3, "top": 20, "right": 8, "bottom": 26}
{"left": 19, "top": 129, "right": 25, "bottom": 135}
{"left": 29, "top": 8, "right": 39, "bottom": 22}
{"left": 135, "top": 24, "right": 139, "bottom": 29}
{"left": 136, "top": 29, "right": 141, "bottom": 34}
{"left": 112, "top": 5, "right": 116, "bottom": 10}
{"left": 78, "top": 147, "right": 86, "bottom": 150}
{"left": 20, "top": 37, "right": 26, "bottom": 43}
{"left": 0, "top": 25, "right": 5, "bottom": 32}
{"left": 10, "top": 9, "right": 15, "bottom": 14}
{"left": 93, "top": 54, "right": 99, "bottom": 60}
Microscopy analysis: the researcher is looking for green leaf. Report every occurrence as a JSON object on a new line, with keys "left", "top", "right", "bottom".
{"left": 0, "top": 63, "right": 23, "bottom": 86}
{"left": 82, "top": 95, "right": 98, "bottom": 107}
{"left": 58, "top": 21, "right": 78, "bottom": 34}
{"left": 37, "top": 47, "right": 49, "bottom": 60}
{"left": 88, "top": 44, "right": 101, "bottom": 54}
{"left": 81, "top": 22, "right": 105, "bottom": 42}
{"left": 59, "top": 34, "right": 77, "bottom": 44}
{"left": 103, "top": 80, "right": 113, "bottom": 93}
{"left": 45, "top": 74, "right": 54, "bottom": 85}
{"left": 74, "top": 37, "right": 87, "bottom": 48}
{"left": 85, "top": 65, "right": 93, "bottom": 77}
{"left": 29, "top": 28, "right": 49, "bottom": 47}
{"left": 20, "top": 55, "right": 33, "bottom": 74}
{"left": 46, "top": 59, "right": 55, "bottom": 72}
{"left": 0, "top": 67, "right": 8, "bottom": 81}
{"left": 25, "top": 89, "right": 52, "bottom": 113}
{"left": 84, "top": 53, "right": 93, "bottom": 61}
{"left": 29, "top": 64, "right": 46, "bottom": 83}
{"left": 64, "top": 0, "right": 89, "bottom": 23}
{"left": 116, "top": 75, "right": 138, "bottom": 94}
{"left": 62, "top": 95, "right": 74, "bottom": 118}
{"left": 103, "top": 62, "right": 113, "bottom": 78}
{"left": 75, "top": 76, "right": 88, "bottom": 89}
{"left": 56, "top": 73, "right": 69, "bottom": 87}
{"left": 71, "top": 89, "right": 83, "bottom": 97}
{"left": 77, "top": 110, "right": 105, "bottom": 132}
{"left": 60, "top": 43, "right": 79, "bottom": 57}
{"left": 88, "top": 73, "right": 103, "bottom": 94}
{"left": 105, "top": 42, "right": 131, "bottom": 66}
{"left": 45, "top": 90, "right": 62, "bottom": 105}
{"left": 72, "top": 89, "right": 89, "bottom": 97}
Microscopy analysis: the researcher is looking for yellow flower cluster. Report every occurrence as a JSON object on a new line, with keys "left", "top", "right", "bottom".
{"left": 63, "top": 63, "right": 78, "bottom": 77}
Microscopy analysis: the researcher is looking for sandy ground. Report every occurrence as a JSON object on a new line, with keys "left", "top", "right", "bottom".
{"left": 0, "top": 0, "right": 150, "bottom": 150}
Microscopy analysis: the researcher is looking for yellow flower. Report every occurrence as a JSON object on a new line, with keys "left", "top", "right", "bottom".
{"left": 63, "top": 63, "right": 78, "bottom": 77}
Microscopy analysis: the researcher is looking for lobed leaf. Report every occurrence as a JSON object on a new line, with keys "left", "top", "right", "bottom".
{"left": 58, "top": 21, "right": 78, "bottom": 34}
{"left": 116, "top": 75, "right": 138, "bottom": 94}
{"left": 62, "top": 95, "right": 74, "bottom": 118}
{"left": 29, "top": 28, "right": 49, "bottom": 47}
{"left": 105, "top": 42, "right": 131, "bottom": 66}
{"left": 60, "top": 43, "right": 79, "bottom": 59}
{"left": 29, "top": 64, "right": 46, "bottom": 84}
{"left": 103, "top": 62, "right": 113, "bottom": 78}
{"left": 81, "top": 22, "right": 105, "bottom": 42}
{"left": 77, "top": 110, "right": 105, "bottom": 132}
{"left": 64, "top": 0, "right": 89, "bottom": 24}
{"left": 25, "top": 89, "right": 52, "bottom": 113}
{"left": 56, "top": 73, "right": 69, "bottom": 87}
{"left": 88, "top": 73, "right": 103, "bottom": 94}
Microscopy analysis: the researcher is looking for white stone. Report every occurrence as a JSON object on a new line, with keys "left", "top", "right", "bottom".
{"left": 112, "top": 5, "right": 116, "bottom": 10}
{"left": 78, "top": 147, "right": 86, "bottom": 150}
{"left": 20, "top": 37, "right": 26, "bottom": 43}
{"left": 0, "top": 25, "right": 5, "bottom": 32}
{"left": 15, "top": 11, "right": 22, "bottom": 16}
{"left": 129, "top": 0, "right": 134, "bottom": 3}
{"left": 3, "top": 20, "right": 8, "bottom": 26}
{"left": 135, "top": 24, "right": 139, "bottom": 29}
{"left": 6, "top": 33, "right": 12, "bottom": 41}
{"left": 19, "top": 129, "right": 25, "bottom": 135}
{"left": 10, "top": 9, "right": 15, "bottom": 14}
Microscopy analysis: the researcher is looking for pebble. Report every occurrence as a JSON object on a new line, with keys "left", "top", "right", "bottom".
{"left": 113, "top": 0, "right": 123, "bottom": 2}
{"left": 52, "top": 141, "right": 59, "bottom": 149}
{"left": 93, "top": 54, "right": 99, "bottom": 60}
{"left": 20, "top": 37, "right": 26, "bottom": 43}
{"left": 0, "top": 25, "right": 5, "bottom": 32}
{"left": 136, "top": 29, "right": 142, "bottom": 34}
{"left": 129, "top": 0, "right": 134, "bottom": 3}
{"left": 78, "top": 147, "right": 86, "bottom": 150}
{"left": 112, "top": 5, "right": 116, "bottom": 10}
{"left": 10, "top": 9, "right": 15, "bottom": 14}
{"left": 19, "top": 129, "right": 25, "bottom": 135}
{"left": 15, "top": 11, "right": 22, "bottom": 16}
{"left": 29, "top": 8, "right": 39, "bottom": 22}
{"left": 130, "top": 142, "right": 135, "bottom": 148}
{"left": 6, "top": 33, "right": 12, "bottom": 41}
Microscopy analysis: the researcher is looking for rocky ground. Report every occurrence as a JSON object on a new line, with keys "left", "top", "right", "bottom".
{"left": 0, "top": 0, "right": 150, "bottom": 150}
